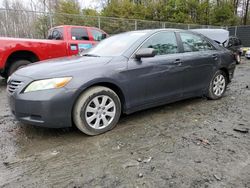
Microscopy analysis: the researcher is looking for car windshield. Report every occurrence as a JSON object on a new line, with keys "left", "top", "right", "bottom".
{"left": 82, "top": 31, "right": 147, "bottom": 57}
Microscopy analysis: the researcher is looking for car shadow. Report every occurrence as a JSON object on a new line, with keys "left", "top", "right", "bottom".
{"left": 10, "top": 96, "right": 212, "bottom": 155}
{"left": 18, "top": 96, "right": 207, "bottom": 139}
{"left": 118, "top": 97, "right": 207, "bottom": 125}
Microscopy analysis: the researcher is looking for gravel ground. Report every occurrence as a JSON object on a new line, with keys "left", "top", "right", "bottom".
{"left": 0, "top": 59, "right": 250, "bottom": 188}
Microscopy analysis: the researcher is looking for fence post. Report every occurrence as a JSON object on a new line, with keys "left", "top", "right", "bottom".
{"left": 49, "top": 12, "right": 53, "bottom": 28}
{"left": 135, "top": 20, "right": 137, "bottom": 30}
{"left": 234, "top": 26, "right": 237, "bottom": 36}
{"left": 98, "top": 16, "right": 101, "bottom": 29}
{"left": 162, "top": 22, "right": 165, "bottom": 28}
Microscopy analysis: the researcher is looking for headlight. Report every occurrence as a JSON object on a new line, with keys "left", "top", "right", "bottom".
{"left": 24, "top": 77, "right": 72, "bottom": 93}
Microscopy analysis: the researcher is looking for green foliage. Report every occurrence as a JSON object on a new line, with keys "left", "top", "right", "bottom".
{"left": 82, "top": 9, "right": 99, "bottom": 16}
{"left": 32, "top": 0, "right": 245, "bottom": 38}
{"left": 210, "top": 2, "right": 237, "bottom": 26}
{"left": 101, "top": 0, "right": 241, "bottom": 26}
{"left": 54, "top": 0, "right": 83, "bottom": 25}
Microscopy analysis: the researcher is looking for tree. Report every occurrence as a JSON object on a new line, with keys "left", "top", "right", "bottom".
{"left": 243, "top": 0, "right": 250, "bottom": 25}
{"left": 54, "top": 0, "right": 83, "bottom": 25}
{"left": 211, "top": 1, "right": 237, "bottom": 25}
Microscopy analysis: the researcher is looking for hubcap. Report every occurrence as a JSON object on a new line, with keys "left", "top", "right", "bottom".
{"left": 213, "top": 74, "right": 226, "bottom": 96}
{"left": 84, "top": 95, "right": 116, "bottom": 129}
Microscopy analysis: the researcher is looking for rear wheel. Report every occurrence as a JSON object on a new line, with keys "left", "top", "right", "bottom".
{"left": 8, "top": 60, "right": 31, "bottom": 77}
{"left": 207, "top": 70, "right": 227, "bottom": 100}
{"left": 73, "top": 86, "right": 121, "bottom": 135}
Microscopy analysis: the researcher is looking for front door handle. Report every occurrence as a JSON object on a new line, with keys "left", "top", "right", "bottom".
{"left": 173, "top": 59, "right": 182, "bottom": 65}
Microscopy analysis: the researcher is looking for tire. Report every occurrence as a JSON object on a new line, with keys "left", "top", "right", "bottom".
{"left": 207, "top": 70, "right": 227, "bottom": 100}
{"left": 73, "top": 86, "right": 121, "bottom": 135}
{"left": 8, "top": 60, "right": 31, "bottom": 77}
{"left": 236, "top": 53, "right": 241, "bottom": 64}
{"left": 0, "top": 72, "right": 7, "bottom": 79}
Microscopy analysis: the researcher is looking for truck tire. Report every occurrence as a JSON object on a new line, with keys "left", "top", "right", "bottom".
{"left": 0, "top": 72, "right": 7, "bottom": 79}
{"left": 8, "top": 60, "right": 31, "bottom": 77}
{"left": 73, "top": 86, "right": 121, "bottom": 135}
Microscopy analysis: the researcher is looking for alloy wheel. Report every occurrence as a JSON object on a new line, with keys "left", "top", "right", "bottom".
{"left": 84, "top": 95, "right": 116, "bottom": 129}
{"left": 213, "top": 74, "right": 226, "bottom": 96}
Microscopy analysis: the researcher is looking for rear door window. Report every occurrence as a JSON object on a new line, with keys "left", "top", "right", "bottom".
{"left": 71, "top": 28, "right": 89, "bottom": 40}
{"left": 179, "top": 32, "right": 215, "bottom": 52}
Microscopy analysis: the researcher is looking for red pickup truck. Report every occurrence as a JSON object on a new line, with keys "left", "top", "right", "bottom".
{"left": 0, "top": 25, "right": 108, "bottom": 78}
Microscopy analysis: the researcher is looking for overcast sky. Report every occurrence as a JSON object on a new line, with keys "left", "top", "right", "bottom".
{"left": 0, "top": 0, "right": 100, "bottom": 10}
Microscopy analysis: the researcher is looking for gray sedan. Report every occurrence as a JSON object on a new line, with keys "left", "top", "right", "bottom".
{"left": 7, "top": 29, "right": 236, "bottom": 135}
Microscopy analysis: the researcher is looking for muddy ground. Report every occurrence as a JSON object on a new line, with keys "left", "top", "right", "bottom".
{"left": 0, "top": 60, "right": 250, "bottom": 188}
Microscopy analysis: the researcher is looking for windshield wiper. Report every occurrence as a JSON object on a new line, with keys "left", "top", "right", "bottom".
{"left": 82, "top": 53, "right": 100, "bottom": 57}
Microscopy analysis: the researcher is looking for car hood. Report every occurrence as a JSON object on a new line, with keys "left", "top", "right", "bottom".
{"left": 14, "top": 56, "right": 113, "bottom": 79}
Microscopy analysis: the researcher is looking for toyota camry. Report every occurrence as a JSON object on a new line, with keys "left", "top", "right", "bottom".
{"left": 7, "top": 29, "right": 236, "bottom": 135}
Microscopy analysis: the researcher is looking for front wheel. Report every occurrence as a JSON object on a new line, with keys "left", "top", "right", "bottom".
{"left": 207, "top": 70, "right": 227, "bottom": 100}
{"left": 73, "top": 86, "right": 121, "bottom": 135}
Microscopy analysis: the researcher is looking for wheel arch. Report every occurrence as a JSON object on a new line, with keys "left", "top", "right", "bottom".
{"left": 89, "top": 82, "right": 126, "bottom": 111}
{"left": 219, "top": 67, "right": 229, "bottom": 83}
{"left": 5, "top": 50, "right": 40, "bottom": 72}
{"left": 70, "top": 80, "right": 127, "bottom": 127}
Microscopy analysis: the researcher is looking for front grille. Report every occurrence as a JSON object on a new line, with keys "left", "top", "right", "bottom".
{"left": 7, "top": 80, "right": 23, "bottom": 94}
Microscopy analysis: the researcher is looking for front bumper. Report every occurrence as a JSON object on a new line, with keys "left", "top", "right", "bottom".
{"left": 7, "top": 75, "right": 77, "bottom": 128}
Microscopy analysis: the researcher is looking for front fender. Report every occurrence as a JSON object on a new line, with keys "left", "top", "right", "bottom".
{"left": 68, "top": 77, "right": 128, "bottom": 116}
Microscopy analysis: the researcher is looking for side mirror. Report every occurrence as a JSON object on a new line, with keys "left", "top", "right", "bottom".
{"left": 135, "top": 48, "right": 156, "bottom": 60}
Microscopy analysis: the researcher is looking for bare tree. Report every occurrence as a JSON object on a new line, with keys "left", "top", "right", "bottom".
{"left": 243, "top": 0, "right": 250, "bottom": 25}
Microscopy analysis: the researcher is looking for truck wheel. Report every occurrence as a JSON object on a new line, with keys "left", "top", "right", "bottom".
{"left": 73, "top": 86, "right": 121, "bottom": 135}
{"left": 8, "top": 60, "right": 31, "bottom": 77}
{"left": 0, "top": 72, "right": 7, "bottom": 79}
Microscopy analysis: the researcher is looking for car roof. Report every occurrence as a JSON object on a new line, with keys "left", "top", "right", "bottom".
{"left": 51, "top": 25, "right": 101, "bottom": 30}
{"left": 119, "top": 28, "right": 185, "bottom": 38}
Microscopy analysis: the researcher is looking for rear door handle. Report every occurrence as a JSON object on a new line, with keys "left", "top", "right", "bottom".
{"left": 212, "top": 54, "right": 218, "bottom": 60}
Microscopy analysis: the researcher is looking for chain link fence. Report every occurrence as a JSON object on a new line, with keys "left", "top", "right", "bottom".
{"left": 0, "top": 8, "right": 224, "bottom": 39}
{"left": 228, "top": 26, "right": 250, "bottom": 47}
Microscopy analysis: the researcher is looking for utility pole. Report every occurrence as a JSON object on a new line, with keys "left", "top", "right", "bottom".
{"left": 43, "top": 0, "right": 53, "bottom": 28}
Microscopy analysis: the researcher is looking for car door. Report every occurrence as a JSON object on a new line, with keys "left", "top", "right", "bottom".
{"left": 46, "top": 27, "right": 68, "bottom": 58}
{"left": 68, "top": 27, "right": 94, "bottom": 56}
{"left": 177, "top": 32, "right": 219, "bottom": 96}
{"left": 126, "top": 31, "right": 185, "bottom": 109}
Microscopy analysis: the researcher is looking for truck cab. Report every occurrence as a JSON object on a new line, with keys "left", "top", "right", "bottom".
{"left": 48, "top": 25, "right": 108, "bottom": 56}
